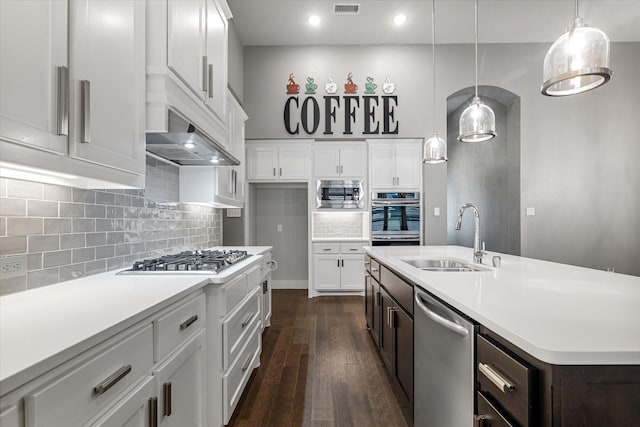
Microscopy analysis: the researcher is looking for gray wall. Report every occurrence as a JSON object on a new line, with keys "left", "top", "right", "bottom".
{"left": 0, "top": 158, "right": 223, "bottom": 295}
{"left": 243, "top": 42, "right": 640, "bottom": 276}
{"left": 447, "top": 89, "right": 521, "bottom": 256}
{"left": 254, "top": 186, "right": 308, "bottom": 286}
{"left": 227, "top": 19, "right": 244, "bottom": 102}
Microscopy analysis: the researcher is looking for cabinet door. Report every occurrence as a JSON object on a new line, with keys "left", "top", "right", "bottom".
{"left": 153, "top": 330, "right": 206, "bottom": 427}
{"left": 365, "top": 275, "right": 373, "bottom": 329}
{"left": 246, "top": 146, "right": 278, "bottom": 180}
{"left": 370, "top": 144, "right": 395, "bottom": 189}
{"left": 0, "top": 405, "right": 19, "bottom": 427}
{"left": 371, "top": 280, "right": 381, "bottom": 348}
{"left": 167, "top": 0, "right": 205, "bottom": 99}
{"left": 313, "top": 255, "right": 341, "bottom": 290}
{"left": 339, "top": 146, "right": 367, "bottom": 178}
{"left": 91, "top": 376, "right": 156, "bottom": 427}
{"left": 313, "top": 147, "right": 340, "bottom": 177}
{"left": 68, "top": 0, "right": 145, "bottom": 175}
{"left": 216, "top": 168, "right": 234, "bottom": 200}
{"left": 394, "top": 143, "right": 422, "bottom": 189}
{"left": 203, "top": 0, "right": 227, "bottom": 123}
{"left": 340, "top": 255, "right": 365, "bottom": 290}
{"left": 278, "top": 146, "right": 310, "bottom": 180}
{"left": 379, "top": 287, "right": 394, "bottom": 372}
{"left": 261, "top": 275, "right": 272, "bottom": 328}
{"left": 394, "top": 307, "right": 414, "bottom": 407}
{"left": 0, "top": 0, "right": 68, "bottom": 154}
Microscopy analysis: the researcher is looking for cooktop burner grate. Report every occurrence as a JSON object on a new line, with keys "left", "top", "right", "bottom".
{"left": 124, "top": 250, "right": 251, "bottom": 274}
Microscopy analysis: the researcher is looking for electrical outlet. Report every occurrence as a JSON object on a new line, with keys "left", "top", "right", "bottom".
{"left": 0, "top": 256, "right": 27, "bottom": 280}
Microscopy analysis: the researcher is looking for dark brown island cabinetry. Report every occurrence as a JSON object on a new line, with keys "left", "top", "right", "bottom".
{"left": 477, "top": 327, "right": 640, "bottom": 427}
{"left": 364, "top": 255, "right": 414, "bottom": 424}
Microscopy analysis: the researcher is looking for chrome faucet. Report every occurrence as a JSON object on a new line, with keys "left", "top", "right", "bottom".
{"left": 455, "top": 203, "right": 485, "bottom": 263}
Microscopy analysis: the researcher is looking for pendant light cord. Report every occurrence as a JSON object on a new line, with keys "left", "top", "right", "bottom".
{"left": 474, "top": 0, "right": 478, "bottom": 98}
{"left": 431, "top": 0, "right": 436, "bottom": 127}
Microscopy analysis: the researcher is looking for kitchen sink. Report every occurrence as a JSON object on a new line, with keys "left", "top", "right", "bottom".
{"left": 402, "top": 258, "right": 491, "bottom": 272}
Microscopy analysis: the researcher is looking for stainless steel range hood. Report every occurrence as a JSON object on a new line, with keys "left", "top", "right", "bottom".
{"left": 146, "top": 110, "right": 240, "bottom": 166}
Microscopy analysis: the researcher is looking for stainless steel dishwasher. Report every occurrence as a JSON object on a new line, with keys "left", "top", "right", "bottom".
{"left": 414, "top": 288, "right": 476, "bottom": 427}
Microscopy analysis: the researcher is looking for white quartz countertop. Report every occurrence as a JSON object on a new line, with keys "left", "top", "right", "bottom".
{"left": 0, "top": 246, "right": 271, "bottom": 393}
{"left": 365, "top": 246, "right": 640, "bottom": 365}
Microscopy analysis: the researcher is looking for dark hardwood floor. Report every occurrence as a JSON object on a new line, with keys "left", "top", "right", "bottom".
{"left": 228, "top": 289, "right": 409, "bottom": 427}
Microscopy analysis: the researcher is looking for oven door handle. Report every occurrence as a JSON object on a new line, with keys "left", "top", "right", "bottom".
{"left": 372, "top": 200, "right": 420, "bottom": 207}
{"left": 372, "top": 236, "right": 421, "bottom": 240}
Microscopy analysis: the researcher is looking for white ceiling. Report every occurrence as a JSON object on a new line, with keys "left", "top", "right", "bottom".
{"left": 228, "top": 0, "right": 640, "bottom": 46}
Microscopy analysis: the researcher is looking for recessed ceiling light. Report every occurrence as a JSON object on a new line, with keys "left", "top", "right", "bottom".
{"left": 308, "top": 15, "right": 321, "bottom": 26}
{"left": 210, "top": 156, "right": 219, "bottom": 164}
{"left": 394, "top": 14, "right": 407, "bottom": 26}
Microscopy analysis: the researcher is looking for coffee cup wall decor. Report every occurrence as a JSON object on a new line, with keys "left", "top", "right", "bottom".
{"left": 382, "top": 75, "right": 396, "bottom": 94}
{"left": 286, "top": 74, "right": 300, "bottom": 94}
{"left": 344, "top": 72, "right": 358, "bottom": 94}
{"left": 364, "top": 76, "right": 377, "bottom": 94}
{"left": 305, "top": 77, "right": 318, "bottom": 94}
{"left": 325, "top": 76, "right": 338, "bottom": 94}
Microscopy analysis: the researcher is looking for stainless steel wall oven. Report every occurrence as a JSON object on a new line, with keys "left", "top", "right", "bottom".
{"left": 371, "top": 192, "right": 421, "bottom": 245}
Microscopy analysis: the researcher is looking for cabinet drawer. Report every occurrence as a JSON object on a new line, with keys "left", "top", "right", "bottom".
{"left": 477, "top": 334, "right": 535, "bottom": 427}
{"left": 223, "top": 286, "right": 262, "bottom": 371}
{"left": 246, "top": 264, "right": 261, "bottom": 289}
{"left": 476, "top": 391, "right": 515, "bottom": 427}
{"left": 222, "top": 323, "right": 261, "bottom": 424}
{"left": 153, "top": 292, "right": 205, "bottom": 362}
{"left": 25, "top": 324, "right": 153, "bottom": 427}
{"left": 380, "top": 266, "right": 413, "bottom": 316}
{"left": 313, "top": 243, "right": 340, "bottom": 253}
{"left": 370, "top": 258, "right": 381, "bottom": 282}
{"left": 339, "top": 243, "right": 365, "bottom": 254}
{"left": 220, "top": 273, "right": 249, "bottom": 316}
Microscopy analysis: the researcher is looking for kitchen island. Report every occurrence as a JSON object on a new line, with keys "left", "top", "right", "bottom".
{"left": 364, "top": 245, "right": 640, "bottom": 427}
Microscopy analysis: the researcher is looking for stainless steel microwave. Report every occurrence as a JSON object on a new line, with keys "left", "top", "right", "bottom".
{"left": 316, "top": 180, "right": 364, "bottom": 209}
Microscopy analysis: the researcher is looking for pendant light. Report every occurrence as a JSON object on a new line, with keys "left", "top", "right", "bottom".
{"left": 541, "top": 0, "right": 612, "bottom": 96}
{"left": 457, "top": 0, "right": 496, "bottom": 143}
{"left": 423, "top": 0, "right": 447, "bottom": 164}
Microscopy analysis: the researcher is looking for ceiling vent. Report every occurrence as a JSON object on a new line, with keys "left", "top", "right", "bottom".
{"left": 333, "top": 3, "right": 360, "bottom": 15}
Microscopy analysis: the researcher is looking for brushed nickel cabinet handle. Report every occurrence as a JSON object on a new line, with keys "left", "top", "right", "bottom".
{"left": 396, "top": 176, "right": 399, "bottom": 186}
{"left": 474, "top": 415, "right": 488, "bottom": 427}
{"left": 263, "top": 279, "right": 268, "bottom": 294}
{"left": 179, "top": 314, "right": 198, "bottom": 331}
{"left": 371, "top": 267, "right": 379, "bottom": 272}
{"left": 80, "top": 80, "right": 90, "bottom": 143}
{"left": 337, "top": 259, "right": 340, "bottom": 267}
{"left": 273, "top": 167, "right": 276, "bottom": 176}
{"left": 93, "top": 364, "right": 131, "bottom": 396}
{"left": 341, "top": 259, "right": 344, "bottom": 267}
{"left": 241, "top": 354, "right": 253, "bottom": 373}
{"left": 340, "top": 165, "right": 344, "bottom": 174}
{"left": 202, "top": 56, "right": 208, "bottom": 91}
{"left": 336, "top": 165, "right": 339, "bottom": 174}
{"left": 322, "top": 248, "right": 331, "bottom": 251}
{"left": 56, "top": 66, "right": 68, "bottom": 135}
{"left": 163, "top": 382, "right": 172, "bottom": 416}
{"left": 149, "top": 397, "right": 158, "bottom": 427}
{"left": 478, "top": 362, "right": 515, "bottom": 393}
{"left": 241, "top": 312, "right": 256, "bottom": 328}
{"left": 279, "top": 167, "right": 282, "bottom": 176}
{"left": 374, "top": 291, "right": 380, "bottom": 307}
{"left": 208, "top": 64, "right": 214, "bottom": 99}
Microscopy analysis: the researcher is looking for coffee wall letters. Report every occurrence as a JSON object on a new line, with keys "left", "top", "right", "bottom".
{"left": 283, "top": 95, "right": 399, "bottom": 136}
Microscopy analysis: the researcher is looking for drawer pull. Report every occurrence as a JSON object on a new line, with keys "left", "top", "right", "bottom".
{"left": 479, "top": 363, "right": 515, "bottom": 393}
{"left": 323, "top": 248, "right": 332, "bottom": 251}
{"left": 179, "top": 314, "right": 199, "bottom": 331}
{"left": 163, "top": 382, "right": 172, "bottom": 416}
{"left": 349, "top": 248, "right": 358, "bottom": 251}
{"left": 241, "top": 354, "right": 253, "bottom": 373}
{"left": 372, "top": 267, "right": 379, "bottom": 272}
{"left": 241, "top": 312, "right": 256, "bottom": 329}
{"left": 474, "top": 414, "right": 488, "bottom": 427}
{"left": 149, "top": 396, "right": 158, "bottom": 427}
{"left": 93, "top": 364, "right": 132, "bottom": 396}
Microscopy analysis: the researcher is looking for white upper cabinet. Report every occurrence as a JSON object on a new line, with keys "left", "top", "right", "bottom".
{"left": 246, "top": 141, "right": 311, "bottom": 181}
{"left": 151, "top": 0, "right": 229, "bottom": 143}
{"left": 0, "top": 0, "right": 146, "bottom": 188}
{"left": 370, "top": 140, "right": 422, "bottom": 190}
{"left": 0, "top": 0, "right": 68, "bottom": 154}
{"left": 68, "top": 0, "right": 146, "bottom": 176}
{"left": 313, "top": 143, "right": 366, "bottom": 178}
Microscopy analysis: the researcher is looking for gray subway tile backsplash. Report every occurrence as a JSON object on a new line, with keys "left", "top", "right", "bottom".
{"left": 0, "top": 159, "right": 222, "bottom": 295}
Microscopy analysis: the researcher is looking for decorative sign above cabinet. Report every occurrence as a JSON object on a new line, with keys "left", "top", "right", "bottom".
{"left": 283, "top": 73, "right": 399, "bottom": 136}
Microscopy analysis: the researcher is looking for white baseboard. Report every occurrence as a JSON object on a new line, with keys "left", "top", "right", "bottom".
{"left": 271, "top": 279, "right": 308, "bottom": 289}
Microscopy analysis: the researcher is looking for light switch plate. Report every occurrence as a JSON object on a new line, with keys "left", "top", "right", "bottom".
{"left": 226, "top": 208, "right": 241, "bottom": 218}
{"left": 433, "top": 207, "right": 441, "bottom": 217}
{"left": 526, "top": 207, "right": 536, "bottom": 216}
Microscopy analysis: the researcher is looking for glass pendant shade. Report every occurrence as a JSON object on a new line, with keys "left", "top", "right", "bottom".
{"left": 458, "top": 96, "right": 496, "bottom": 143}
{"left": 541, "top": 16, "right": 612, "bottom": 96}
{"left": 423, "top": 131, "right": 447, "bottom": 164}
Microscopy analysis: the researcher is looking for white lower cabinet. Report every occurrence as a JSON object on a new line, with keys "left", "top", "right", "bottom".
{"left": 24, "top": 324, "right": 154, "bottom": 427}
{"left": 313, "top": 242, "right": 366, "bottom": 292}
{"left": 153, "top": 330, "right": 206, "bottom": 427}
{"left": 89, "top": 376, "right": 157, "bottom": 427}
{"left": 0, "top": 405, "right": 19, "bottom": 427}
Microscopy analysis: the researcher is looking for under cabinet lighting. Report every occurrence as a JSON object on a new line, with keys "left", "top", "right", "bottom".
{"left": 0, "top": 161, "right": 78, "bottom": 181}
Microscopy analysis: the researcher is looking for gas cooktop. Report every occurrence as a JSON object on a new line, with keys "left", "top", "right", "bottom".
{"left": 117, "top": 250, "right": 251, "bottom": 275}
